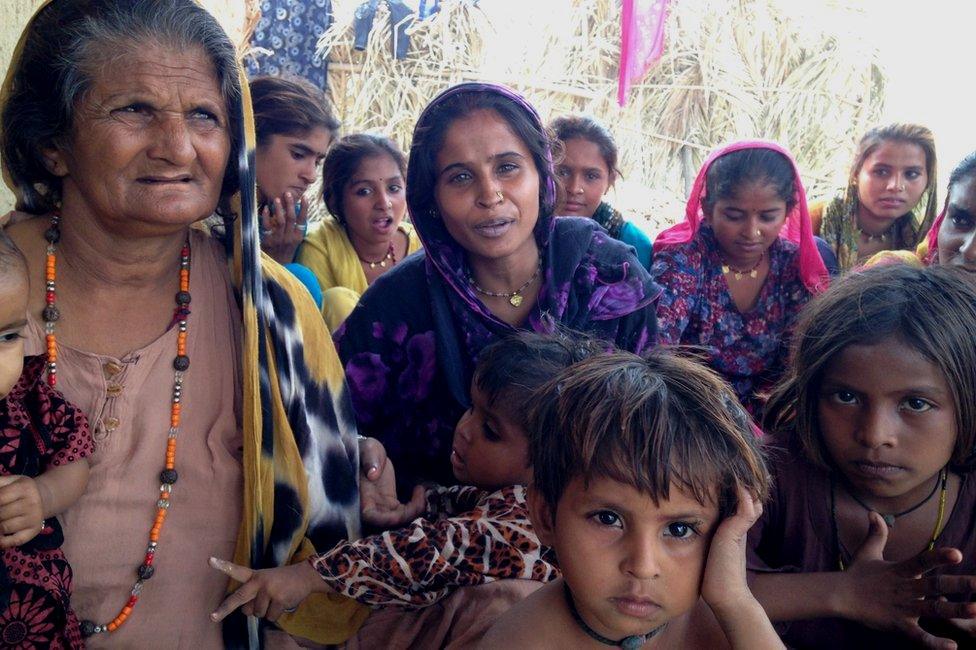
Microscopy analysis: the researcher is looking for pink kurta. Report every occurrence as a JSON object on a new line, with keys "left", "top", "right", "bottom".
{"left": 25, "top": 229, "right": 243, "bottom": 648}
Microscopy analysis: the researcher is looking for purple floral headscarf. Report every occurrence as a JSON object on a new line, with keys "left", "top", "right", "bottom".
{"left": 335, "top": 83, "right": 661, "bottom": 492}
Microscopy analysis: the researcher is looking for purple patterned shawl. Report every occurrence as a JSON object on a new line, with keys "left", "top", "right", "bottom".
{"left": 335, "top": 83, "right": 660, "bottom": 492}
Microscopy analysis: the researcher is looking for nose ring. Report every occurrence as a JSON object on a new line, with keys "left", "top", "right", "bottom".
{"left": 897, "top": 184, "right": 906, "bottom": 191}
{"left": 385, "top": 200, "right": 393, "bottom": 209}
{"left": 756, "top": 230, "right": 762, "bottom": 237}
{"left": 495, "top": 190, "right": 503, "bottom": 201}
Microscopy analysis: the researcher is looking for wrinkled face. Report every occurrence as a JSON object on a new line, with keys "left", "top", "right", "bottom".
{"left": 341, "top": 154, "right": 407, "bottom": 247}
{"left": 937, "top": 175, "right": 976, "bottom": 272}
{"left": 451, "top": 380, "right": 531, "bottom": 490}
{"left": 48, "top": 43, "right": 231, "bottom": 235}
{"left": 0, "top": 269, "right": 29, "bottom": 399}
{"left": 704, "top": 180, "right": 789, "bottom": 268}
{"left": 530, "top": 476, "right": 719, "bottom": 640}
{"left": 818, "top": 337, "right": 957, "bottom": 507}
{"left": 555, "top": 137, "right": 612, "bottom": 218}
{"left": 256, "top": 128, "right": 331, "bottom": 204}
{"left": 855, "top": 141, "right": 929, "bottom": 233}
{"left": 433, "top": 109, "right": 541, "bottom": 265}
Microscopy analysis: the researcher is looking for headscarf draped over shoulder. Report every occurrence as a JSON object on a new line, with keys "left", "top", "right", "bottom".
{"left": 654, "top": 139, "right": 829, "bottom": 294}
{"left": 0, "top": 1, "right": 367, "bottom": 645}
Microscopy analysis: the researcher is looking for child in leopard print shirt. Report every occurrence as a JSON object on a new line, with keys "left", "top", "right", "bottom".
{"left": 209, "top": 331, "right": 605, "bottom": 617}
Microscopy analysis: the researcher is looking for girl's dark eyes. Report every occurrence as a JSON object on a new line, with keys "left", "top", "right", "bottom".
{"left": 901, "top": 397, "right": 934, "bottom": 413}
{"left": 830, "top": 390, "right": 859, "bottom": 405}
{"left": 388, "top": 184, "right": 403, "bottom": 193}
{"left": 498, "top": 163, "right": 518, "bottom": 174}
{"left": 0, "top": 331, "right": 23, "bottom": 344}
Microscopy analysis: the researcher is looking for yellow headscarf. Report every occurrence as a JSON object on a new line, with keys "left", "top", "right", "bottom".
{"left": 0, "top": 1, "right": 368, "bottom": 645}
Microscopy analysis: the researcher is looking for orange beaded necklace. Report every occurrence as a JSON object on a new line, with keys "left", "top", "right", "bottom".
{"left": 43, "top": 212, "right": 192, "bottom": 637}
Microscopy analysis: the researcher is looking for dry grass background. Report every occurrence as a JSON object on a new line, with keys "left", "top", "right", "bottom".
{"left": 2, "top": 0, "right": 885, "bottom": 234}
{"left": 313, "top": 0, "right": 885, "bottom": 235}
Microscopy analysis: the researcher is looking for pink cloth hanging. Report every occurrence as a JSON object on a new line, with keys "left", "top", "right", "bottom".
{"left": 654, "top": 139, "right": 830, "bottom": 294}
{"left": 617, "top": 0, "right": 669, "bottom": 106}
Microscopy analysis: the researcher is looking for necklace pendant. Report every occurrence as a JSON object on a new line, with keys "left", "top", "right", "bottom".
{"left": 380, "top": 260, "right": 386, "bottom": 268}
{"left": 749, "top": 269, "right": 758, "bottom": 279}
{"left": 882, "top": 514, "right": 896, "bottom": 528}
{"left": 621, "top": 636, "right": 647, "bottom": 650}
{"left": 721, "top": 265, "right": 730, "bottom": 275}
{"left": 733, "top": 271, "right": 743, "bottom": 281}
{"left": 509, "top": 293, "right": 523, "bottom": 307}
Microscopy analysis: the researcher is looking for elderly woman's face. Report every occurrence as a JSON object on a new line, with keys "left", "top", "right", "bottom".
{"left": 49, "top": 43, "right": 231, "bottom": 232}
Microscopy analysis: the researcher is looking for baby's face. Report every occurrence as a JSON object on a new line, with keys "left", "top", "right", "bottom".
{"left": 535, "top": 475, "right": 719, "bottom": 639}
{"left": 0, "top": 271, "right": 29, "bottom": 399}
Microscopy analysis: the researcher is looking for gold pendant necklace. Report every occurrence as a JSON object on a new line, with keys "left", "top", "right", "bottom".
{"left": 721, "top": 252, "right": 764, "bottom": 280}
{"left": 358, "top": 242, "right": 396, "bottom": 269}
{"left": 469, "top": 261, "right": 541, "bottom": 307}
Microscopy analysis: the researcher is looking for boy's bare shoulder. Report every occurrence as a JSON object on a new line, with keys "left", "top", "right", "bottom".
{"left": 478, "top": 580, "right": 566, "bottom": 650}
{"left": 662, "top": 598, "right": 732, "bottom": 650}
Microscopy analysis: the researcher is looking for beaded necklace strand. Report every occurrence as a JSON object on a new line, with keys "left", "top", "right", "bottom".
{"left": 43, "top": 213, "right": 191, "bottom": 637}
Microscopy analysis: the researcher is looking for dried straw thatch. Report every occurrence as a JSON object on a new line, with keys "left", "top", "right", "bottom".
{"left": 315, "top": 0, "right": 884, "bottom": 235}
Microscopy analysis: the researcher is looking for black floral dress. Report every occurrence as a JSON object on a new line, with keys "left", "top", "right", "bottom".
{"left": 1, "top": 355, "right": 92, "bottom": 649}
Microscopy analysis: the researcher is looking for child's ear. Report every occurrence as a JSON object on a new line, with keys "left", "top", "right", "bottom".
{"left": 526, "top": 485, "right": 556, "bottom": 547}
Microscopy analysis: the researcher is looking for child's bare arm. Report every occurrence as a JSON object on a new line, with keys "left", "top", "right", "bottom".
{"left": 749, "top": 512, "right": 976, "bottom": 649}
{"left": 0, "top": 458, "right": 89, "bottom": 548}
{"left": 36, "top": 457, "right": 90, "bottom": 518}
{"left": 700, "top": 485, "right": 784, "bottom": 649}
{"left": 209, "top": 557, "right": 335, "bottom": 623}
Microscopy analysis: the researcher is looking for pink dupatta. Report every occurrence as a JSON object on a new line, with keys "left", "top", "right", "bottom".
{"left": 654, "top": 140, "right": 829, "bottom": 294}
{"left": 923, "top": 209, "right": 945, "bottom": 265}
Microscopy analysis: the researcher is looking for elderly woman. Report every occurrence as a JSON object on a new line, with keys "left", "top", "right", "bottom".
{"left": 335, "top": 83, "right": 660, "bottom": 495}
{"left": 1, "top": 0, "right": 363, "bottom": 647}
{"left": 297, "top": 134, "right": 422, "bottom": 332}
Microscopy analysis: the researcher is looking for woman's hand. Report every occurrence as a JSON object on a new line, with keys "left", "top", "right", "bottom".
{"left": 209, "top": 557, "right": 325, "bottom": 623}
{"left": 260, "top": 191, "right": 308, "bottom": 265}
{"left": 358, "top": 436, "right": 426, "bottom": 528}
{"left": 837, "top": 512, "right": 976, "bottom": 649}
{"left": 701, "top": 485, "right": 763, "bottom": 614}
{"left": 0, "top": 475, "right": 45, "bottom": 548}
